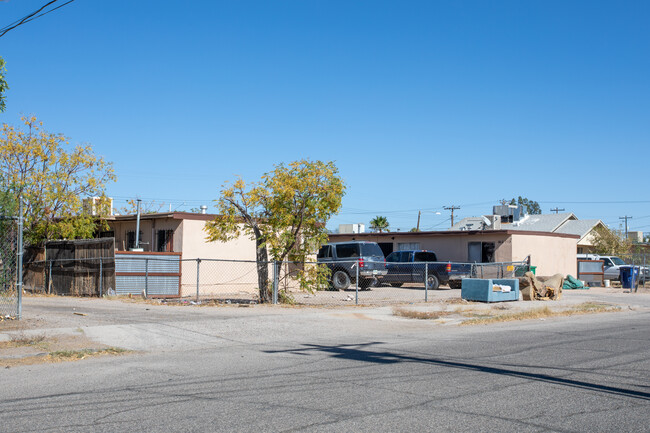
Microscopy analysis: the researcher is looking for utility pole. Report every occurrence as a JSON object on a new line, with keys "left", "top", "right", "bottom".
{"left": 444, "top": 205, "right": 461, "bottom": 227}
{"left": 416, "top": 210, "right": 421, "bottom": 232}
{"left": 550, "top": 207, "right": 565, "bottom": 214}
{"left": 619, "top": 215, "right": 632, "bottom": 238}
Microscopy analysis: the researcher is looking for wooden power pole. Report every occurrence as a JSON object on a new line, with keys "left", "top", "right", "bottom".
{"left": 444, "top": 205, "right": 461, "bottom": 227}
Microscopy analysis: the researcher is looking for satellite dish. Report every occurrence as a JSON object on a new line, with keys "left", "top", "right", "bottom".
{"left": 482, "top": 216, "right": 492, "bottom": 227}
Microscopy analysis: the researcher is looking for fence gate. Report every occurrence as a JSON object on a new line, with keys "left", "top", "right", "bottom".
{"left": 0, "top": 215, "right": 21, "bottom": 319}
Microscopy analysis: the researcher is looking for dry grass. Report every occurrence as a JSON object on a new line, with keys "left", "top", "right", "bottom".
{"left": 461, "top": 302, "right": 620, "bottom": 325}
{"left": 47, "top": 347, "right": 127, "bottom": 361}
{"left": 393, "top": 308, "right": 453, "bottom": 320}
{"left": 0, "top": 333, "right": 46, "bottom": 349}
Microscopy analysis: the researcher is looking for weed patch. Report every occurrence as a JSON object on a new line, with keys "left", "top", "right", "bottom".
{"left": 0, "top": 333, "right": 46, "bottom": 349}
{"left": 393, "top": 308, "right": 453, "bottom": 320}
{"left": 461, "top": 303, "right": 620, "bottom": 325}
{"left": 47, "top": 347, "right": 127, "bottom": 361}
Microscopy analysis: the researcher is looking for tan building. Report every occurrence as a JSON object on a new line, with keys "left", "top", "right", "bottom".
{"left": 106, "top": 212, "right": 256, "bottom": 296}
{"left": 328, "top": 230, "right": 579, "bottom": 277}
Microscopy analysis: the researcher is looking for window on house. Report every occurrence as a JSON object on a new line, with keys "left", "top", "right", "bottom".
{"left": 126, "top": 231, "right": 143, "bottom": 250}
{"left": 398, "top": 242, "right": 420, "bottom": 251}
{"left": 157, "top": 230, "right": 174, "bottom": 252}
{"left": 99, "top": 231, "right": 114, "bottom": 238}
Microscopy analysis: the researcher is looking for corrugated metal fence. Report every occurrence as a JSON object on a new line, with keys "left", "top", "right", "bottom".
{"left": 115, "top": 252, "right": 181, "bottom": 297}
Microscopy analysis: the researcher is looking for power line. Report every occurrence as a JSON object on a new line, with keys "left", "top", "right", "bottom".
{"left": 0, "top": 0, "right": 75, "bottom": 38}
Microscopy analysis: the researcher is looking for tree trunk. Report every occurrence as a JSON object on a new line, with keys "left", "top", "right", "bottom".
{"left": 255, "top": 234, "right": 270, "bottom": 303}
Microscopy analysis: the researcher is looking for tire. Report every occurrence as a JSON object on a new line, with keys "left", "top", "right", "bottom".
{"left": 390, "top": 283, "right": 404, "bottom": 288}
{"left": 448, "top": 281, "right": 462, "bottom": 290}
{"left": 426, "top": 274, "right": 440, "bottom": 290}
{"left": 359, "top": 277, "right": 378, "bottom": 290}
{"left": 332, "top": 270, "right": 351, "bottom": 290}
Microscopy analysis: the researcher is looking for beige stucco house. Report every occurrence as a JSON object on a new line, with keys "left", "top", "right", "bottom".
{"left": 328, "top": 230, "right": 579, "bottom": 277}
{"left": 106, "top": 212, "right": 256, "bottom": 296}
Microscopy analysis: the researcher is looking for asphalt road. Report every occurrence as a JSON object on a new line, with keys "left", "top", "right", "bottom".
{"left": 1, "top": 297, "right": 649, "bottom": 432}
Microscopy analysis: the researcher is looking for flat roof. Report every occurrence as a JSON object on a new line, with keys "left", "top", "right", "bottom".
{"left": 329, "top": 230, "right": 580, "bottom": 239}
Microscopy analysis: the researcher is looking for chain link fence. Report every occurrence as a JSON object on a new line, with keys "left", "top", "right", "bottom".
{"left": 23, "top": 255, "right": 534, "bottom": 306}
{"left": 0, "top": 215, "right": 21, "bottom": 318}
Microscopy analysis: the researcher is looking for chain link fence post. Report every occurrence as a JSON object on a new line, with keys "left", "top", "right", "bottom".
{"left": 355, "top": 259, "right": 359, "bottom": 305}
{"left": 48, "top": 259, "right": 52, "bottom": 294}
{"left": 425, "top": 262, "right": 428, "bottom": 302}
{"left": 144, "top": 258, "right": 149, "bottom": 299}
{"left": 99, "top": 257, "right": 103, "bottom": 297}
{"left": 273, "top": 261, "right": 279, "bottom": 304}
{"left": 196, "top": 258, "right": 201, "bottom": 302}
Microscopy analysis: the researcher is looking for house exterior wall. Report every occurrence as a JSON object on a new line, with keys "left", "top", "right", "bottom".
{"left": 510, "top": 233, "right": 577, "bottom": 276}
{"left": 329, "top": 230, "right": 578, "bottom": 277}
{"left": 179, "top": 219, "right": 257, "bottom": 297}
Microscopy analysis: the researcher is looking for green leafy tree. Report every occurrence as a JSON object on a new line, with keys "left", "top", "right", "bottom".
{"left": 510, "top": 196, "right": 541, "bottom": 215}
{"left": 0, "top": 116, "right": 116, "bottom": 245}
{"left": 590, "top": 226, "right": 632, "bottom": 256}
{"left": 369, "top": 216, "right": 390, "bottom": 233}
{"left": 205, "top": 159, "right": 345, "bottom": 303}
{"left": 0, "top": 57, "right": 7, "bottom": 113}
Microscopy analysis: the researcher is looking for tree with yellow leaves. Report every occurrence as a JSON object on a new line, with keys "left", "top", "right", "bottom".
{"left": 205, "top": 160, "right": 345, "bottom": 303}
{"left": 0, "top": 116, "right": 116, "bottom": 245}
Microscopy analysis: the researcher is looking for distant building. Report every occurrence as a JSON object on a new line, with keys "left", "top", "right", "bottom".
{"left": 338, "top": 223, "right": 365, "bottom": 234}
{"left": 451, "top": 206, "right": 609, "bottom": 254}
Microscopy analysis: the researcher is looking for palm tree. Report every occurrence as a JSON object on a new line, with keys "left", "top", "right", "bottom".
{"left": 369, "top": 216, "right": 390, "bottom": 233}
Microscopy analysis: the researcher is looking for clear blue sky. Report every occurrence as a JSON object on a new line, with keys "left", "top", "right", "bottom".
{"left": 1, "top": 0, "right": 649, "bottom": 233}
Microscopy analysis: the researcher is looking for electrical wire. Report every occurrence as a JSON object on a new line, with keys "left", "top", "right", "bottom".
{"left": 0, "top": 0, "right": 75, "bottom": 38}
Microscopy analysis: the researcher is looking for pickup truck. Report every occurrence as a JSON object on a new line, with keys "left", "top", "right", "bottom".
{"left": 383, "top": 250, "right": 472, "bottom": 290}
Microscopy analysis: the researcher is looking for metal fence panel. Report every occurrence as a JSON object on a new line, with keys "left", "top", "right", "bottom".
{"left": 116, "top": 254, "right": 181, "bottom": 297}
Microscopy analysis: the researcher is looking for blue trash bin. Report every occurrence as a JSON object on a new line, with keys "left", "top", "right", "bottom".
{"left": 619, "top": 266, "right": 639, "bottom": 289}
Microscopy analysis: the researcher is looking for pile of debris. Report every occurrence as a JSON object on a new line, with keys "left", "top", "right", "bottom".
{"left": 519, "top": 271, "right": 563, "bottom": 301}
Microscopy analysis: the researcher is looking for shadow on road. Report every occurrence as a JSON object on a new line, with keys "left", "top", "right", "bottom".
{"left": 265, "top": 342, "right": 650, "bottom": 401}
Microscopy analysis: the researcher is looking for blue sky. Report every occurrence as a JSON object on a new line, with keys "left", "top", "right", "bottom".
{"left": 1, "top": 0, "right": 649, "bottom": 233}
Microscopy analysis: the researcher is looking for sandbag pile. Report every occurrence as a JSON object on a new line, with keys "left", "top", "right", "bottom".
{"left": 519, "top": 271, "right": 563, "bottom": 301}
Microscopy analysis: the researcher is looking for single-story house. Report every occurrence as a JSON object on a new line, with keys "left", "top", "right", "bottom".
{"left": 328, "top": 230, "right": 579, "bottom": 277}
{"left": 453, "top": 210, "right": 609, "bottom": 254}
{"left": 106, "top": 212, "right": 256, "bottom": 296}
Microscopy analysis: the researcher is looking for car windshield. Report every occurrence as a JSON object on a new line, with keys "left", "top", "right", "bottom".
{"left": 610, "top": 257, "right": 626, "bottom": 265}
{"left": 361, "top": 243, "right": 384, "bottom": 257}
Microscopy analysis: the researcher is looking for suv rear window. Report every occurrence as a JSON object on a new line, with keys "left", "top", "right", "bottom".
{"left": 335, "top": 244, "right": 360, "bottom": 258}
{"left": 361, "top": 243, "right": 384, "bottom": 258}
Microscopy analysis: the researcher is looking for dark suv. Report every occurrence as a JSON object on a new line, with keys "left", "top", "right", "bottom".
{"left": 317, "top": 241, "right": 387, "bottom": 290}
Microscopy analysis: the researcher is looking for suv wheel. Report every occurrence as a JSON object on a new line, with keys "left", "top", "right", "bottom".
{"left": 332, "top": 270, "right": 351, "bottom": 290}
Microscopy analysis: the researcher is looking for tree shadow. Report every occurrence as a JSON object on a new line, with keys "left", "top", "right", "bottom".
{"left": 265, "top": 342, "right": 650, "bottom": 401}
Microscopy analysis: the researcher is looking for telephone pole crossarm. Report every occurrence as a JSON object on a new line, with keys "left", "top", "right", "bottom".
{"left": 444, "top": 205, "right": 461, "bottom": 228}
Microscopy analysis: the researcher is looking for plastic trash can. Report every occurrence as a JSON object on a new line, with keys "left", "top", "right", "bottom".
{"left": 619, "top": 266, "right": 639, "bottom": 289}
